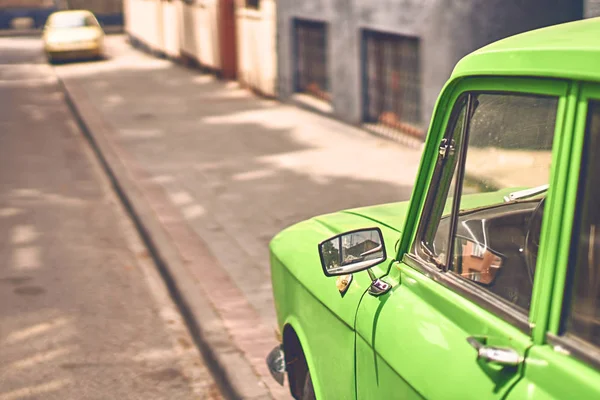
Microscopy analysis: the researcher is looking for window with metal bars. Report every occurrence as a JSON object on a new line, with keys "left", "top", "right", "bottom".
{"left": 246, "top": 0, "right": 259, "bottom": 8}
{"left": 363, "top": 30, "right": 422, "bottom": 138}
{"left": 294, "top": 19, "right": 330, "bottom": 102}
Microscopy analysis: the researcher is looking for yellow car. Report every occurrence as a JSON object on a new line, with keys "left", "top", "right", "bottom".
{"left": 43, "top": 10, "right": 104, "bottom": 63}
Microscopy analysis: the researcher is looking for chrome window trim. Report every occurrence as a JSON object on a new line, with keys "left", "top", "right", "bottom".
{"left": 403, "top": 252, "right": 532, "bottom": 334}
{"left": 546, "top": 333, "right": 600, "bottom": 371}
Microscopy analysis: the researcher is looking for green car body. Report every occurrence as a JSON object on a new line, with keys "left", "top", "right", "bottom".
{"left": 269, "top": 18, "right": 600, "bottom": 400}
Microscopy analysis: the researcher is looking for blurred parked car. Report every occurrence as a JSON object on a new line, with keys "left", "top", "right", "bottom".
{"left": 267, "top": 17, "right": 600, "bottom": 400}
{"left": 43, "top": 10, "right": 104, "bottom": 63}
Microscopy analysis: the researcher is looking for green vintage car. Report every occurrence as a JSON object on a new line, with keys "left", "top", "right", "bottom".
{"left": 267, "top": 18, "right": 600, "bottom": 400}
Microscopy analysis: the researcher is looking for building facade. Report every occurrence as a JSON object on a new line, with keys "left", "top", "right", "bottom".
{"left": 65, "top": 0, "right": 122, "bottom": 16}
{"left": 0, "top": 0, "right": 54, "bottom": 28}
{"left": 124, "top": 0, "right": 591, "bottom": 141}
{"left": 125, "top": 0, "right": 181, "bottom": 60}
{"left": 236, "top": 0, "right": 277, "bottom": 96}
{"left": 276, "top": 0, "right": 583, "bottom": 140}
{"left": 125, "top": 0, "right": 277, "bottom": 96}
{"left": 586, "top": 0, "right": 600, "bottom": 16}
{"left": 0, "top": 0, "right": 123, "bottom": 28}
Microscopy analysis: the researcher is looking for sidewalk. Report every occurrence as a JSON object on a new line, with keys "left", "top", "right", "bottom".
{"left": 54, "top": 36, "right": 422, "bottom": 399}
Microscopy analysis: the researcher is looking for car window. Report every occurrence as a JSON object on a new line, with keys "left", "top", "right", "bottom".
{"left": 421, "top": 97, "right": 467, "bottom": 261}
{"left": 49, "top": 13, "right": 93, "bottom": 29}
{"left": 420, "top": 92, "right": 559, "bottom": 312}
{"left": 85, "top": 15, "right": 99, "bottom": 27}
{"left": 562, "top": 101, "right": 600, "bottom": 348}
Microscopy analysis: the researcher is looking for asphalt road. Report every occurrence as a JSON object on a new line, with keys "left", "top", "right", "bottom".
{"left": 0, "top": 36, "right": 221, "bottom": 399}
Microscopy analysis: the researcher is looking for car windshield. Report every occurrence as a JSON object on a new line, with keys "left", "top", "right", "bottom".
{"left": 49, "top": 14, "right": 91, "bottom": 29}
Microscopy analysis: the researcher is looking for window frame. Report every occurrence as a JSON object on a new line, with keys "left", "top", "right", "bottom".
{"left": 546, "top": 83, "right": 600, "bottom": 371}
{"left": 361, "top": 28, "right": 422, "bottom": 129}
{"left": 293, "top": 18, "right": 330, "bottom": 102}
{"left": 405, "top": 77, "right": 570, "bottom": 335}
{"left": 419, "top": 94, "right": 468, "bottom": 259}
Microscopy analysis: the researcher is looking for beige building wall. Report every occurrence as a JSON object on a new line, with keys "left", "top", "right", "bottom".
{"left": 125, "top": 0, "right": 163, "bottom": 51}
{"left": 179, "top": 0, "right": 221, "bottom": 69}
{"left": 235, "top": 0, "right": 277, "bottom": 96}
{"left": 124, "top": 0, "right": 278, "bottom": 88}
{"left": 160, "top": 0, "right": 180, "bottom": 57}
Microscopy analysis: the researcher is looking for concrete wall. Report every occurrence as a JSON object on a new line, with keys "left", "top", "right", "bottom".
{"left": 125, "top": 0, "right": 220, "bottom": 69}
{"left": 179, "top": 0, "right": 221, "bottom": 69}
{"left": 160, "top": 0, "right": 180, "bottom": 57}
{"left": 235, "top": 0, "right": 277, "bottom": 96}
{"left": 124, "top": 0, "right": 163, "bottom": 51}
{"left": 277, "top": 0, "right": 583, "bottom": 129}
{"left": 0, "top": 0, "right": 52, "bottom": 7}
{"left": 65, "top": 0, "right": 122, "bottom": 15}
{"left": 0, "top": 0, "right": 123, "bottom": 29}
{"left": 585, "top": 0, "right": 600, "bottom": 16}
{"left": 124, "top": 0, "right": 273, "bottom": 89}
{"left": 0, "top": 0, "right": 54, "bottom": 29}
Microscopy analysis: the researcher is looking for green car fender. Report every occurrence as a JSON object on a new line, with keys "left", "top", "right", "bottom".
{"left": 280, "top": 314, "right": 322, "bottom": 398}
{"left": 269, "top": 204, "right": 406, "bottom": 399}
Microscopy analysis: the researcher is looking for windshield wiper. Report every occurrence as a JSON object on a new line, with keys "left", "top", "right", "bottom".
{"left": 504, "top": 184, "right": 549, "bottom": 203}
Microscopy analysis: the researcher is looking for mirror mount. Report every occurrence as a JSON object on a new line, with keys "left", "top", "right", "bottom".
{"left": 366, "top": 268, "right": 392, "bottom": 296}
{"left": 366, "top": 268, "right": 377, "bottom": 281}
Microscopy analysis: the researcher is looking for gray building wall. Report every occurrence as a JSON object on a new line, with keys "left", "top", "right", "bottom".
{"left": 586, "top": 0, "right": 600, "bottom": 16}
{"left": 277, "top": 0, "right": 583, "bottom": 130}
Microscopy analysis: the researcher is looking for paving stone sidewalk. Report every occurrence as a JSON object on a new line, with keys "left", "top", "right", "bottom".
{"left": 54, "top": 35, "right": 422, "bottom": 399}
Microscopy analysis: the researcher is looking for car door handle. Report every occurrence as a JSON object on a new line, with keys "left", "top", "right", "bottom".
{"left": 467, "top": 336, "right": 523, "bottom": 366}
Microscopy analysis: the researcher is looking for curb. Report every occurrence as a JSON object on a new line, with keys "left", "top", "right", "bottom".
{"left": 57, "top": 78, "right": 275, "bottom": 400}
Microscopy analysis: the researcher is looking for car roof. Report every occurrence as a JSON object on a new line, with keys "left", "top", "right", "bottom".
{"left": 451, "top": 17, "right": 600, "bottom": 83}
{"left": 49, "top": 10, "right": 94, "bottom": 18}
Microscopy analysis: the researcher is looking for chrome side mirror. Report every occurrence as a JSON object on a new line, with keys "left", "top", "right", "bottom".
{"left": 318, "top": 228, "right": 386, "bottom": 277}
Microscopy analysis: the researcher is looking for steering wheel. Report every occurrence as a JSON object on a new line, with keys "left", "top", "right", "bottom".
{"left": 524, "top": 197, "right": 545, "bottom": 284}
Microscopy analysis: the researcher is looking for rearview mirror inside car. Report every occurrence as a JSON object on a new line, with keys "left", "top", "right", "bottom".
{"left": 319, "top": 228, "right": 386, "bottom": 277}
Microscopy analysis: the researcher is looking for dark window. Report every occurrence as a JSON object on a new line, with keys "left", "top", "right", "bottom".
{"left": 246, "top": 0, "right": 260, "bottom": 8}
{"left": 363, "top": 30, "right": 422, "bottom": 139}
{"left": 294, "top": 19, "right": 329, "bottom": 102}
{"left": 563, "top": 101, "right": 600, "bottom": 347}
{"left": 419, "top": 92, "right": 558, "bottom": 312}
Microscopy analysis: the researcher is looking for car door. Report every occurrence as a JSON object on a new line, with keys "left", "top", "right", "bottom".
{"left": 504, "top": 83, "right": 600, "bottom": 399}
{"left": 354, "top": 77, "right": 570, "bottom": 399}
